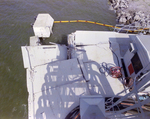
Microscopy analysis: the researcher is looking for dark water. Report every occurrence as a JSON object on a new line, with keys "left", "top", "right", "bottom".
{"left": 0, "top": 0, "right": 115, "bottom": 118}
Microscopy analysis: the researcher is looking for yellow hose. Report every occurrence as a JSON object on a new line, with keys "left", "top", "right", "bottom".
{"left": 54, "top": 20, "right": 149, "bottom": 33}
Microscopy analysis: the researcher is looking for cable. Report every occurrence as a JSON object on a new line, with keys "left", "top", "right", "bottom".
{"left": 109, "top": 42, "right": 120, "bottom": 67}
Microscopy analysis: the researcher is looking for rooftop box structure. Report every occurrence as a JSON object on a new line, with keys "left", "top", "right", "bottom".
{"left": 33, "top": 14, "right": 54, "bottom": 38}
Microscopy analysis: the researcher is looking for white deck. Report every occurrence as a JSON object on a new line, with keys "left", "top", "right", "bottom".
{"left": 26, "top": 58, "right": 90, "bottom": 119}
{"left": 21, "top": 44, "right": 91, "bottom": 119}
{"left": 21, "top": 44, "right": 67, "bottom": 68}
{"left": 22, "top": 31, "right": 137, "bottom": 119}
{"left": 69, "top": 31, "right": 134, "bottom": 96}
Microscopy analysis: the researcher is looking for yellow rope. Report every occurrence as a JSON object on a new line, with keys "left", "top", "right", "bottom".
{"left": 54, "top": 20, "right": 149, "bottom": 33}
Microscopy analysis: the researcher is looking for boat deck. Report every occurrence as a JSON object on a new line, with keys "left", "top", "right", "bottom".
{"left": 68, "top": 31, "right": 133, "bottom": 96}
{"left": 22, "top": 31, "right": 135, "bottom": 119}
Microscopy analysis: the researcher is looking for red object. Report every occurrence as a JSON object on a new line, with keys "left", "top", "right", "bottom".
{"left": 110, "top": 66, "right": 122, "bottom": 78}
{"left": 128, "top": 63, "right": 134, "bottom": 75}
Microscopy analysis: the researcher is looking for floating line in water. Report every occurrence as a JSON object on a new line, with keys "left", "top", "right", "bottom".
{"left": 54, "top": 20, "right": 149, "bottom": 33}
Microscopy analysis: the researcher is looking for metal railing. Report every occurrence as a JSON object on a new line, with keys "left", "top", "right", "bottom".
{"left": 114, "top": 24, "right": 150, "bottom": 34}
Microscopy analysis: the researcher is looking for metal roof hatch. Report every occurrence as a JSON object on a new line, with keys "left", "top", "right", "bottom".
{"left": 80, "top": 95, "right": 106, "bottom": 119}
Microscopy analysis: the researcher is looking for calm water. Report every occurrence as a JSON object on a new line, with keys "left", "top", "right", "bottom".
{"left": 0, "top": 0, "right": 115, "bottom": 118}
